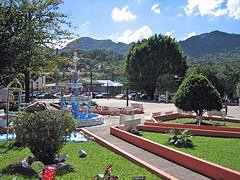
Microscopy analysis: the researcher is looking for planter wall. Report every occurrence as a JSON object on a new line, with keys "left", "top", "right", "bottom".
{"left": 78, "top": 128, "right": 177, "bottom": 180}
{"left": 138, "top": 124, "right": 240, "bottom": 138}
{"left": 152, "top": 112, "right": 240, "bottom": 123}
{"left": 110, "top": 126, "right": 240, "bottom": 180}
{"left": 144, "top": 121, "right": 240, "bottom": 132}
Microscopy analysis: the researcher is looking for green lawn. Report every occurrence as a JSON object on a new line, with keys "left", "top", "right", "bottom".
{"left": 164, "top": 118, "right": 240, "bottom": 128}
{"left": 0, "top": 141, "right": 159, "bottom": 179}
{"left": 143, "top": 131, "right": 240, "bottom": 171}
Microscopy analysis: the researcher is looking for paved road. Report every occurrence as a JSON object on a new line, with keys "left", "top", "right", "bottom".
{"left": 93, "top": 98, "right": 240, "bottom": 119}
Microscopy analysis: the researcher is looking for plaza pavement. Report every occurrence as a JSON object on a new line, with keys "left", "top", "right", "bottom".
{"left": 46, "top": 98, "right": 239, "bottom": 179}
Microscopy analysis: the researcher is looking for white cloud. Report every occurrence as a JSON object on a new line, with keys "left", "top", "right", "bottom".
{"left": 184, "top": 0, "right": 225, "bottom": 16}
{"left": 227, "top": 0, "right": 240, "bottom": 19}
{"left": 110, "top": 25, "right": 152, "bottom": 44}
{"left": 111, "top": 5, "right": 137, "bottom": 22}
{"left": 165, "top": 31, "right": 175, "bottom": 38}
{"left": 183, "top": 31, "right": 197, "bottom": 40}
{"left": 184, "top": 0, "right": 240, "bottom": 19}
{"left": 136, "top": 0, "right": 144, "bottom": 3}
{"left": 151, "top": 3, "right": 161, "bottom": 14}
{"left": 80, "top": 21, "right": 90, "bottom": 29}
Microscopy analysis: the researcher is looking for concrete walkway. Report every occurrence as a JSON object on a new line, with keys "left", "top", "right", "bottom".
{"left": 83, "top": 99, "right": 240, "bottom": 179}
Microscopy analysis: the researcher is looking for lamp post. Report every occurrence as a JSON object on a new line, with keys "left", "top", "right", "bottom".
{"left": 126, "top": 85, "right": 129, "bottom": 106}
{"left": 90, "top": 69, "right": 93, "bottom": 92}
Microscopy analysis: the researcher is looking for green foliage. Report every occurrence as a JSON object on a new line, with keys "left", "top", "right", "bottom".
{"left": 0, "top": 141, "right": 159, "bottom": 179}
{"left": 0, "top": 0, "right": 73, "bottom": 102}
{"left": 186, "top": 65, "right": 240, "bottom": 99}
{"left": 174, "top": 74, "right": 222, "bottom": 119}
{"left": 13, "top": 111, "right": 76, "bottom": 165}
{"left": 168, "top": 129, "right": 194, "bottom": 148}
{"left": 179, "top": 30, "right": 240, "bottom": 57}
{"left": 61, "top": 37, "right": 131, "bottom": 54}
{"left": 143, "top": 131, "right": 240, "bottom": 171}
{"left": 125, "top": 34, "right": 187, "bottom": 99}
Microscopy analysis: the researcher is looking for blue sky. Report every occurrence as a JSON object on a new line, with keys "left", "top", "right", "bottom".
{"left": 58, "top": 0, "right": 240, "bottom": 45}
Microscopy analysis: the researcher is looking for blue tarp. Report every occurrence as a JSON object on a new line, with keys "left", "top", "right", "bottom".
{"left": 65, "top": 132, "right": 88, "bottom": 142}
{"left": 0, "top": 132, "right": 88, "bottom": 142}
{"left": 0, "top": 134, "right": 16, "bottom": 141}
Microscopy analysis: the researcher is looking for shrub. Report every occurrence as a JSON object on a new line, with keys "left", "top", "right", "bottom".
{"left": 13, "top": 111, "right": 76, "bottom": 165}
{"left": 168, "top": 128, "right": 194, "bottom": 148}
{"left": 174, "top": 74, "right": 222, "bottom": 124}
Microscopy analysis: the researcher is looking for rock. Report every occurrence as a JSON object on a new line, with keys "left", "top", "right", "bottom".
{"left": 25, "top": 102, "right": 48, "bottom": 113}
{"left": 79, "top": 150, "right": 87, "bottom": 158}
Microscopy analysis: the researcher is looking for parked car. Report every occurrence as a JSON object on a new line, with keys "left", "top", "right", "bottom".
{"left": 140, "top": 93, "right": 148, "bottom": 100}
{"left": 95, "top": 93, "right": 111, "bottom": 99}
{"left": 158, "top": 95, "right": 166, "bottom": 102}
{"left": 36, "top": 93, "right": 56, "bottom": 99}
{"left": 114, "top": 94, "right": 126, "bottom": 99}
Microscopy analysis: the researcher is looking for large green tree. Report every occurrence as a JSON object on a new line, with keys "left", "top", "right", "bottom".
{"left": 0, "top": 0, "right": 73, "bottom": 102}
{"left": 174, "top": 74, "right": 222, "bottom": 124}
{"left": 125, "top": 34, "right": 187, "bottom": 99}
{"left": 186, "top": 64, "right": 240, "bottom": 99}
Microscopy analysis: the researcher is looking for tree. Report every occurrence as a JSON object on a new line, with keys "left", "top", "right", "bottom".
{"left": 173, "top": 74, "right": 222, "bottom": 124}
{"left": 125, "top": 34, "right": 187, "bottom": 99}
{"left": 185, "top": 66, "right": 225, "bottom": 96}
{"left": 0, "top": 0, "right": 73, "bottom": 102}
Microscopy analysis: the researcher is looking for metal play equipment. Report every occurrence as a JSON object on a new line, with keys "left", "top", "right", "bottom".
{"left": 4, "top": 78, "right": 23, "bottom": 140}
{"left": 60, "top": 52, "right": 103, "bottom": 127}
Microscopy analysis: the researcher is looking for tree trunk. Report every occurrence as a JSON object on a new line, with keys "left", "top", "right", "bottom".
{"left": 195, "top": 110, "right": 203, "bottom": 125}
{"left": 24, "top": 70, "right": 30, "bottom": 103}
{"left": 146, "top": 84, "right": 156, "bottom": 100}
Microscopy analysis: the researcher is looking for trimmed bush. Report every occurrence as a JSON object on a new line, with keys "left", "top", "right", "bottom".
{"left": 174, "top": 74, "right": 222, "bottom": 124}
{"left": 13, "top": 111, "right": 76, "bottom": 165}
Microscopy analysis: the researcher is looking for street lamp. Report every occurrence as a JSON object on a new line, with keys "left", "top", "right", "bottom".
{"left": 126, "top": 86, "right": 129, "bottom": 106}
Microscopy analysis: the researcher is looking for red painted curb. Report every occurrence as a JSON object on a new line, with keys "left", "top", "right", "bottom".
{"left": 110, "top": 126, "right": 240, "bottom": 180}
{"left": 78, "top": 128, "right": 178, "bottom": 180}
{"left": 138, "top": 125, "right": 240, "bottom": 138}
{"left": 144, "top": 121, "right": 240, "bottom": 132}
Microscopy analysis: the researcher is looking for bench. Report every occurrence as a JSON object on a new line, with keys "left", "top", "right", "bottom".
{"left": 207, "top": 110, "right": 226, "bottom": 119}
{"left": 124, "top": 119, "right": 141, "bottom": 131}
{"left": 130, "top": 103, "right": 144, "bottom": 111}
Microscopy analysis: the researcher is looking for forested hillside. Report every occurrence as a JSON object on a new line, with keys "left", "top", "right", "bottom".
{"left": 60, "top": 31, "right": 240, "bottom": 67}
{"left": 61, "top": 37, "right": 132, "bottom": 54}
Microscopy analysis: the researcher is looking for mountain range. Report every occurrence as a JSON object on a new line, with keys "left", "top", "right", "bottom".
{"left": 60, "top": 30, "right": 240, "bottom": 65}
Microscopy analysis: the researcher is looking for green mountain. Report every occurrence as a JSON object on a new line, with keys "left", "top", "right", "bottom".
{"left": 61, "top": 37, "right": 132, "bottom": 54}
{"left": 60, "top": 31, "right": 240, "bottom": 66}
{"left": 179, "top": 30, "right": 240, "bottom": 57}
{"left": 179, "top": 30, "right": 240, "bottom": 66}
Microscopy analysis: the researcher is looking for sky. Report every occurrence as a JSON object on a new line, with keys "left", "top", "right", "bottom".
{"left": 58, "top": 0, "right": 240, "bottom": 45}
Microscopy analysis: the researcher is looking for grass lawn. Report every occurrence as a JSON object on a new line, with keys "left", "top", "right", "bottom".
{"left": 0, "top": 140, "right": 159, "bottom": 179}
{"left": 142, "top": 131, "right": 240, "bottom": 172}
{"left": 164, "top": 118, "right": 240, "bottom": 128}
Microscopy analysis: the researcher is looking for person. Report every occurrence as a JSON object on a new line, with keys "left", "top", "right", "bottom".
{"left": 224, "top": 100, "right": 228, "bottom": 116}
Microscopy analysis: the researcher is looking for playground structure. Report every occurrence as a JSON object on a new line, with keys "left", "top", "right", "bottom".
{"left": 60, "top": 52, "right": 103, "bottom": 127}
